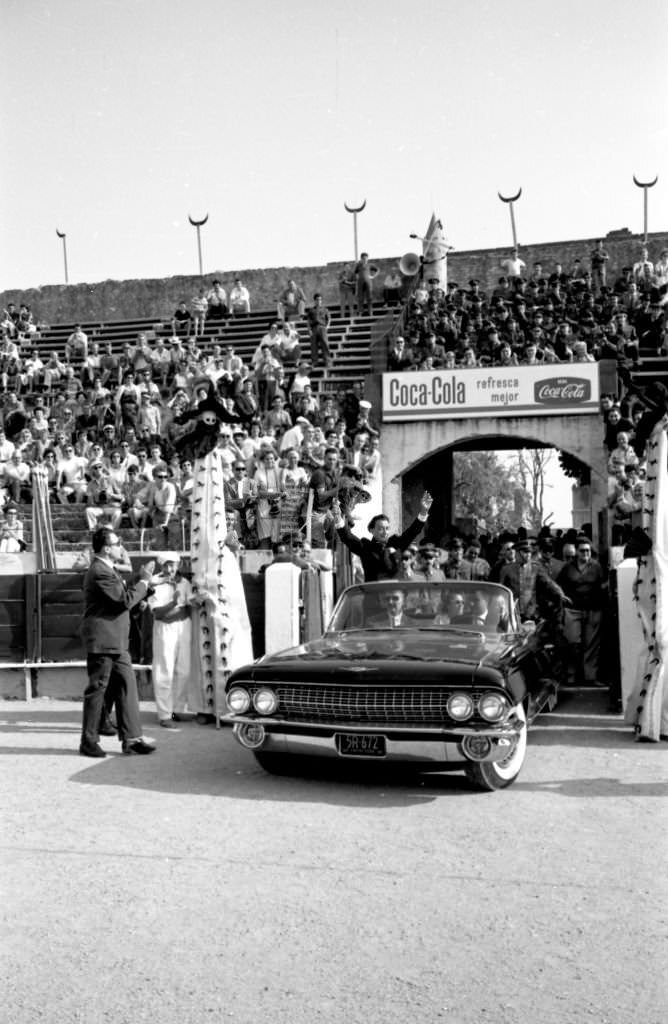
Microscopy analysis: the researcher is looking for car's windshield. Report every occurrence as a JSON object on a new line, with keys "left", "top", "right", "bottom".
{"left": 328, "top": 581, "right": 515, "bottom": 634}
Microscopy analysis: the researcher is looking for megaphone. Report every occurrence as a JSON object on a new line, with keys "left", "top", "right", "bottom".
{"left": 399, "top": 252, "right": 422, "bottom": 276}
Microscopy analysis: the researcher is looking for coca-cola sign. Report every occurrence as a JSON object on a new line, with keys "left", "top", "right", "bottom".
{"left": 534, "top": 377, "right": 591, "bottom": 404}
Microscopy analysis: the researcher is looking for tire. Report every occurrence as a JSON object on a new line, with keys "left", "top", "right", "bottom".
{"left": 465, "top": 703, "right": 527, "bottom": 791}
{"left": 252, "top": 751, "right": 302, "bottom": 776}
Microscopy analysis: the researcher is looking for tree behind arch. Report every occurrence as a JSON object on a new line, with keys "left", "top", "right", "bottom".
{"left": 453, "top": 451, "right": 517, "bottom": 535}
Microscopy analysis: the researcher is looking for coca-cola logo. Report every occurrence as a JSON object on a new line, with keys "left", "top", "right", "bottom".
{"left": 534, "top": 377, "right": 591, "bottom": 404}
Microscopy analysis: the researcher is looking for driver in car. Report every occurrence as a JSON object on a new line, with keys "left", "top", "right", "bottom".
{"left": 368, "top": 589, "right": 414, "bottom": 629}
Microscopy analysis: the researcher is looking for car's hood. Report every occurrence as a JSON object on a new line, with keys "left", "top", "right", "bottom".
{"left": 240, "top": 628, "right": 518, "bottom": 680}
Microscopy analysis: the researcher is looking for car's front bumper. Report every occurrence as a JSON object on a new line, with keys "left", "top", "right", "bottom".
{"left": 224, "top": 715, "right": 524, "bottom": 764}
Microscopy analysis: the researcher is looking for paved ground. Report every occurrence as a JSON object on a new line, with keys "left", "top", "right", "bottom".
{"left": 1, "top": 692, "right": 666, "bottom": 1024}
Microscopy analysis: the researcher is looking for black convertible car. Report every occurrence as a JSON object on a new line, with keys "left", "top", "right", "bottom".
{"left": 223, "top": 580, "right": 563, "bottom": 790}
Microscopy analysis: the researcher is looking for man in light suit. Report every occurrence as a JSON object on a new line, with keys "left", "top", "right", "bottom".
{"left": 79, "top": 526, "right": 161, "bottom": 758}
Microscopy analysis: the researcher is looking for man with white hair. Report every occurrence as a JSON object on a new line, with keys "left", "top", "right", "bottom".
{"left": 148, "top": 553, "right": 195, "bottom": 727}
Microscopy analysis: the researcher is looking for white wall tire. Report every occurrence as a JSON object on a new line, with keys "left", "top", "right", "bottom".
{"left": 465, "top": 703, "right": 527, "bottom": 791}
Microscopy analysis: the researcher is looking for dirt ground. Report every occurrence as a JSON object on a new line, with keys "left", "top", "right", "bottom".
{"left": 1, "top": 691, "right": 666, "bottom": 1024}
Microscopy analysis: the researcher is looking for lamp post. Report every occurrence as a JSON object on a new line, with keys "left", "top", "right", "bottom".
{"left": 188, "top": 213, "right": 209, "bottom": 276}
{"left": 497, "top": 188, "right": 522, "bottom": 249}
{"left": 55, "top": 228, "right": 69, "bottom": 284}
{"left": 344, "top": 199, "right": 366, "bottom": 262}
{"left": 632, "top": 175, "right": 658, "bottom": 245}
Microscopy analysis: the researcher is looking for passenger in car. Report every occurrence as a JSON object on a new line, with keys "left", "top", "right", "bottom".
{"left": 433, "top": 591, "right": 466, "bottom": 625}
{"left": 449, "top": 590, "right": 490, "bottom": 627}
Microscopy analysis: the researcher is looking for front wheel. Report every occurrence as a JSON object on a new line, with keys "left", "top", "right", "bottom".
{"left": 465, "top": 703, "right": 527, "bottom": 791}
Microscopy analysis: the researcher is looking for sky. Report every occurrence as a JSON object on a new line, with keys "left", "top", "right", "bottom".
{"left": 2, "top": 0, "right": 667, "bottom": 290}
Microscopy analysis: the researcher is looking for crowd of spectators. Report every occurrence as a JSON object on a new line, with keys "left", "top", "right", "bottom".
{"left": 388, "top": 243, "right": 668, "bottom": 377}
{"left": 0, "top": 291, "right": 382, "bottom": 550}
{"left": 1, "top": 241, "right": 666, "bottom": 560}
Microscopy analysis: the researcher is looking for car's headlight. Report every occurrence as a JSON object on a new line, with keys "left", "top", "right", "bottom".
{"left": 253, "top": 688, "right": 279, "bottom": 715}
{"left": 478, "top": 692, "right": 508, "bottom": 722}
{"left": 226, "top": 687, "right": 251, "bottom": 713}
{"left": 447, "top": 692, "right": 474, "bottom": 721}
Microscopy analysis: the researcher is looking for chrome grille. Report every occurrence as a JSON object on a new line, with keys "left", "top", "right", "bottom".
{"left": 268, "top": 685, "right": 487, "bottom": 725}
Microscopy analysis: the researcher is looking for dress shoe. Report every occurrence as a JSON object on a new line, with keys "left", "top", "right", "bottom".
{"left": 99, "top": 721, "right": 117, "bottom": 736}
{"left": 196, "top": 713, "right": 216, "bottom": 725}
{"left": 122, "top": 737, "right": 157, "bottom": 755}
{"left": 79, "top": 742, "right": 107, "bottom": 758}
{"left": 159, "top": 719, "right": 180, "bottom": 730}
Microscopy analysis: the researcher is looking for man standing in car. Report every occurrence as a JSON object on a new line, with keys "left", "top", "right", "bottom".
{"left": 333, "top": 491, "right": 433, "bottom": 581}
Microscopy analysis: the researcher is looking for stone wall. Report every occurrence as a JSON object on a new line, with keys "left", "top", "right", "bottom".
{"left": 2, "top": 228, "right": 665, "bottom": 326}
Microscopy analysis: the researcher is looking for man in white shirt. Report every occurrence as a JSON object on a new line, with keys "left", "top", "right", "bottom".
{"left": 0, "top": 428, "right": 16, "bottom": 465}
{"left": 500, "top": 248, "right": 526, "bottom": 279}
{"left": 57, "top": 444, "right": 88, "bottom": 503}
{"left": 23, "top": 352, "right": 45, "bottom": 391}
{"left": 65, "top": 325, "right": 89, "bottom": 361}
{"left": 230, "top": 277, "right": 251, "bottom": 315}
{"left": 279, "top": 416, "right": 310, "bottom": 454}
{"left": 632, "top": 246, "right": 654, "bottom": 289}
{"left": 147, "top": 467, "right": 178, "bottom": 532}
{"left": 148, "top": 553, "right": 195, "bottom": 728}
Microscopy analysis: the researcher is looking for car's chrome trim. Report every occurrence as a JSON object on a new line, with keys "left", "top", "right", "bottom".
{"left": 226, "top": 714, "right": 524, "bottom": 741}
{"left": 232, "top": 726, "right": 519, "bottom": 764}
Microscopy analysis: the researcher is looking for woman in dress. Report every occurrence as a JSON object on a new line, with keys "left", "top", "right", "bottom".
{"left": 253, "top": 449, "right": 285, "bottom": 548}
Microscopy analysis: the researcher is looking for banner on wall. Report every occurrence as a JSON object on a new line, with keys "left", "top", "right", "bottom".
{"left": 381, "top": 364, "right": 600, "bottom": 421}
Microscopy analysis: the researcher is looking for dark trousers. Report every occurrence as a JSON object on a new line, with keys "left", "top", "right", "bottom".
{"left": 81, "top": 651, "right": 142, "bottom": 747}
{"left": 310, "top": 327, "right": 330, "bottom": 365}
{"left": 357, "top": 282, "right": 372, "bottom": 316}
{"left": 563, "top": 608, "right": 602, "bottom": 684}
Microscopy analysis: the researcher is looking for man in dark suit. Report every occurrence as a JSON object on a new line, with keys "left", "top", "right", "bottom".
{"left": 367, "top": 589, "right": 416, "bottom": 628}
{"left": 332, "top": 491, "right": 433, "bottom": 582}
{"left": 79, "top": 526, "right": 161, "bottom": 758}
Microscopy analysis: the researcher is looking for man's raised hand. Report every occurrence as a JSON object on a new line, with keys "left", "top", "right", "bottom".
{"left": 420, "top": 490, "right": 434, "bottom": 515}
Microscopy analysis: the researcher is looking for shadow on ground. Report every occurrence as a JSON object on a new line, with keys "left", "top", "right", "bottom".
{"left": 2, "top": 693, "right": 663, "bottom": 806}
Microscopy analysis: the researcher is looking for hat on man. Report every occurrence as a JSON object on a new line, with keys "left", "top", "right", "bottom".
{"left": 103, "top": 423, "right": 115, "bottom": 431}
{"left": 295, "top": 416, "right": 311, "bottom": 426}
{"left": 446, "top": 537, "right": 464, "bottom": 550}
{"left": 358, "top": 399, "right": 372, "bottom": 410}
{"left": 418, "top": 542, "right": 438, "bottom": 557}
{"left": 156, "top": 552, "right": 180, "bottom": 565}
{"left": 514, "top": 540, "right": 532, "bottom": 553}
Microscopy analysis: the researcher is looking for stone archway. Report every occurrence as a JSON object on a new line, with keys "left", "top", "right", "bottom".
{"left": 379, "top": 415, "right": 607, "bottom": 547}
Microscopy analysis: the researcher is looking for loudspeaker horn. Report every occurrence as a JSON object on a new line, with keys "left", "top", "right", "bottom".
{"left": 399, "top": 252, "right": 422, "bottom": 276}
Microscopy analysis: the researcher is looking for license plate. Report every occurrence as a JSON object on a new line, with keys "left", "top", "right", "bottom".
{"left": 336, "top": 733, "right": 386, "bottom": 757}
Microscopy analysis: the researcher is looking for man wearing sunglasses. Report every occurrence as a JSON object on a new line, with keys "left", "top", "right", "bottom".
{"left": 557, "top": 536, "right": 606, "bottom": 686}
{"left": 80, "top": 527, "right": 162, "bottom": 757}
